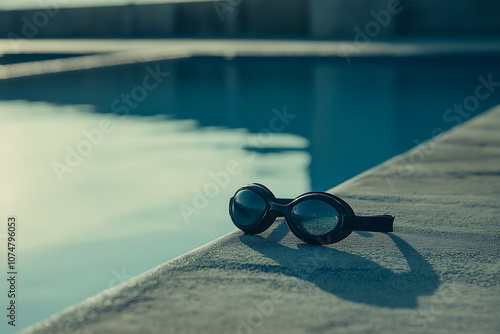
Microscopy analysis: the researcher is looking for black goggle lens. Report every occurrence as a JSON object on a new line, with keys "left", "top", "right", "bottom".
{"left": 231, "top": 189, "right": 267, "bottom": 227}
{"left": 291, "top": 199, "right": 340, "bottom": 237}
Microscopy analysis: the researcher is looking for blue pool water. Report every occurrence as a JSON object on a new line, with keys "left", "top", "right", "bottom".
{"left": 1, "top": 55, "right": 500, "bottom": 332}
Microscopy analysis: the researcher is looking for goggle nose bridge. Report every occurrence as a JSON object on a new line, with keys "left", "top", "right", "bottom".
{"left": 269, "top": 202, "right": 289, "bottom": 215}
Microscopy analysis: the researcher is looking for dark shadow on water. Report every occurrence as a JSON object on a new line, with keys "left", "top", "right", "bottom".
{"left": 239, "top": 222, "right": 440, "bottom": 308}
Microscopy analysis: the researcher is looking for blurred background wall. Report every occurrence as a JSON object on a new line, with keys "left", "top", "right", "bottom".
{"left": 0, "top": 0, "right": 499, "bottom": 39}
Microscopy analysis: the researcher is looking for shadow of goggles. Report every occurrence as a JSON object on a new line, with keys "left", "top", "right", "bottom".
{"left": 229, "top": 183, "right": 394, "bottom": 245}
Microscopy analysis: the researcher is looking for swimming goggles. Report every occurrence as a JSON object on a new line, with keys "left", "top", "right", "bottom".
{"left": 229, "top": 183, "right": 394, "bottom": 245}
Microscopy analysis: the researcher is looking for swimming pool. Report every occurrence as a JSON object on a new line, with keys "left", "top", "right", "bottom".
{"left": 1, "top": 54, "right": 500, "bottom": 331}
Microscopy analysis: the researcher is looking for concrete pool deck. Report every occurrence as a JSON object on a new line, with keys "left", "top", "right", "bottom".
{"left": 20, "top": 107, "right": 500, "bottom": 332}
{"left": 1, "top": 38, "right": 500, "bottom": 80}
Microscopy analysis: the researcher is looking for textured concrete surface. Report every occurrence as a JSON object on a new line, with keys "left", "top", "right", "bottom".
{"left": 21, "top": 106, "right": 500, "bottom": 333}
{"left": 1, "top": 39, "right": 500, "bottom": 80}
{"left": 2, "top": 38, "right": 500, "bottom": 56}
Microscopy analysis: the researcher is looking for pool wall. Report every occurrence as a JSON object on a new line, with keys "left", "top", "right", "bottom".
{"left": 1, "top": 0, "right": 500, "bottom": 39}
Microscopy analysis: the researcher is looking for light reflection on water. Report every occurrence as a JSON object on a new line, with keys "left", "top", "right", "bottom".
{"left": 0, "top": 100, "right": 310, "bottom": 331}
{"left": 1, "top": 55, "right": 500, "bottom": 331}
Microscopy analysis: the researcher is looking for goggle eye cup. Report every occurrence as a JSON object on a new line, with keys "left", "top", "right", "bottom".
{"left": 230, "top": 189, "right": 268, "bottom": 228}
{"left": 291, "top": 199, "right": 341, "bottom": 237}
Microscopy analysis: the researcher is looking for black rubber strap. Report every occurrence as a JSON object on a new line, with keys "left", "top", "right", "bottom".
{"left": 341, "top": 215, "right": 394, "bottom": 232}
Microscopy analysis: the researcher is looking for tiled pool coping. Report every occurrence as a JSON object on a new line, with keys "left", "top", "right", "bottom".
{"left": 19, "top": 102, "right": 500, "bottom": 333}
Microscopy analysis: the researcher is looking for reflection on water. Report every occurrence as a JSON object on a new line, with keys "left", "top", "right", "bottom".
{"left": 1, "top": 56, "right": 500, "bottom": 331}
